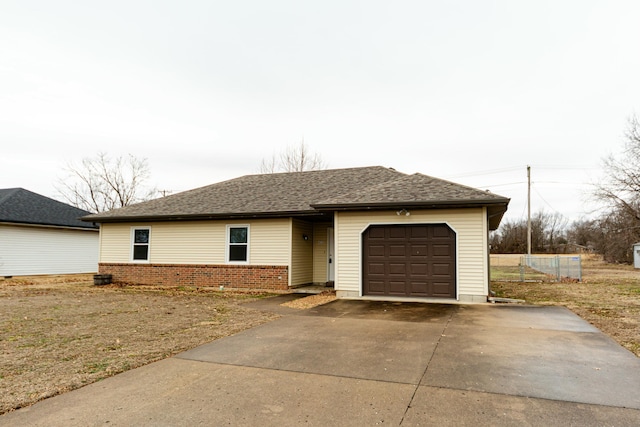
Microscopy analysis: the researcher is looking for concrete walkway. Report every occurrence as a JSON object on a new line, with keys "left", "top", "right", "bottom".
{"left": 2, "top": 298, "right": 640, "bottom": 426}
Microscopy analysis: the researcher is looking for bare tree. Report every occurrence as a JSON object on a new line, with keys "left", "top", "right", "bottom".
{"left": 490, "top": 210, "right": 568, "bottom": 254}
{"left": 590, "top": 115, "right": 640, "bottom": 263}
{"left": 595, "top": 115, "right": 640, "bottom": 220}
{"left": 543, "top": 212, "right": 568, "bottom": 253}
{"left": 57, "top": 153, "right": 158, "bottom": 213}
{"left": 259, "top": 140, "right": 327, "bottom": 173}
{"left": 593, "top": 208, "right": 640, "bottom": 263}
{"left": 566, "top": 218, "right": 598, "bottom": 250}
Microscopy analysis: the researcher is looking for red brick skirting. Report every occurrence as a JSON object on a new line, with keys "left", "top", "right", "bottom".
{"left": 99, "top": 263, "right": 289, "bottom": 290}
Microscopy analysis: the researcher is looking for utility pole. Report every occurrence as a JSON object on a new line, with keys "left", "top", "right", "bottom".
{"left": 527, "top": 165, "right": 532, "bottom": 256}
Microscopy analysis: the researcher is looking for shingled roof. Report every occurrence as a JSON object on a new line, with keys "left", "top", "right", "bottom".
{"left": 0, "top": 188, "right": 98, "bottom": 229}
{"left": 83, "top": 166, "right": 509, "bottom": 228}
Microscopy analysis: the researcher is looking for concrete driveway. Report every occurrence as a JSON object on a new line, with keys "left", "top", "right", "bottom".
{"left": 3, "top": 297, "right": 640, "bottom": 426}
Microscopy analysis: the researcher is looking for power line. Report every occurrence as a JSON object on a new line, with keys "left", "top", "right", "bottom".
{"left": 444, "top": 166, "right": 524, "bottom": 179}
{"left": 477, "top": 181, "right": 526, "bottom": 188}
{"left": 532, "top": 186, "right": 569, "bottom": 219}
{"left": 445, "top": 164, "right": 599, "bottom": 181}
{"left": 534, "top": 165, "right": 600, "bottom": 171}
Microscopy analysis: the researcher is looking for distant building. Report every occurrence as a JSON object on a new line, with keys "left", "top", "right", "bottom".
{"left": 0, "top": 188, "right": 99, "bottom": 276}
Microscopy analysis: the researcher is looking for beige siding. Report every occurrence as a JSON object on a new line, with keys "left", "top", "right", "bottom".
{"left": 153, "top": 222, "right": 224, "bottom": 263}
{"left": 99, "top": 219, "right": 291, "bottom": 266}
{"left": 335, "top": 208, "right": 488, "bottom": 299}
{"left": 291, "top": 219, "right": 313, "bottom": 286}
{"left": 248, "top": 219, "right": 291, "bottom": 265}
{"left": 100, "top": 223, "right": 135, "bottom": 263}
{"left": 312, "top": 222, "right": 331, "bottom": 283}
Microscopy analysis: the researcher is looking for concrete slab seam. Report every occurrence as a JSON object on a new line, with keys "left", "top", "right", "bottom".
{"left": 399, "top": 309, "right": 455, "bottom": 425}
{"left": 175, "top": 357, "right": 423, "bottom": 386}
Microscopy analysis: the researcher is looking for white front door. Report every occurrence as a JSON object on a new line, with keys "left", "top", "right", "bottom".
{"left": 327, "top": 227, "right": 335, "bottom": 282}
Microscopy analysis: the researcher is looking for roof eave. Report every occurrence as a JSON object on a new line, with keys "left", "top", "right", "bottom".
{"left": 311, "top": 198, "right": 510, "bottom": 211}
{"left": 0, "top": 220, "right": 99, "bottom": 230}
{"left": 81, "top": 210, "right": 331, "bottom": 223}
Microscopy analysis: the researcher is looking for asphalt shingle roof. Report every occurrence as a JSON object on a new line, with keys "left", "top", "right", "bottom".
{"left": 83, "top": 166, "right": 510, "bottom": 228}
{"left": 0, "top": 188, "right": 97, "bottom": 229}
{"left": 313, "top": 173, "right": 508, "bottom": 207}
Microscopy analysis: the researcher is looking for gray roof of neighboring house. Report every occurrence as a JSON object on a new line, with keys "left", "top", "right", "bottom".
{"left": 0, "top": 188, "right": 98, "bottom": 229}
{"left": 83, "top": 166, "right": 510, "bottom": 229}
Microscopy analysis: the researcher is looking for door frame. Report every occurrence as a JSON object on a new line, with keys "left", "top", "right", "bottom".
{"left": 327, "top": 227, "right": 335, "bottom": 283}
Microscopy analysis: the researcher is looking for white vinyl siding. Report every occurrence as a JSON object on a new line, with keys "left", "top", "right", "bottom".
{"left": 291, "top": 219, "right": 313, "bottom": 286}
{"left": 99, "top": 219, "right": 290, "bottom": 266}
{"left": 0, "top": 224, "right": 99, "bottom": 276}
{"left": 334, "top": 208, "right": 488, "bottom": 299}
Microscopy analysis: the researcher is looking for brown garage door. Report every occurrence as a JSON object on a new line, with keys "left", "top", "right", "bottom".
{"left": 362, "top": 224, "right": 456, "bottom": 298}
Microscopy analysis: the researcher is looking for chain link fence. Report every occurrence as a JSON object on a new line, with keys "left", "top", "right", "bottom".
{"left": 490, "top": 255, "right": 582, "bottom": 282}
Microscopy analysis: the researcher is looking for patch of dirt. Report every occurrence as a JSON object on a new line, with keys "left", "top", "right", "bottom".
{"left": 280, "top": 291, "right": 337, "bottom": 309}
{"left": 0, "top": 276, "right": 279, "bottom": 415}
{"left": 491, "top": 255, "right": 640, "bottom": 357}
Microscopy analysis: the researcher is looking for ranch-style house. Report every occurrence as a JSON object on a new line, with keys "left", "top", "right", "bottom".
{"left": 83, "top": 166, "right": 509, "bottom": 302}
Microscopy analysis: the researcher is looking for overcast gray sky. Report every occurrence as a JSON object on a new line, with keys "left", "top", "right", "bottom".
{"left": 2, "top": 1, "right": 639, "bottom": 223}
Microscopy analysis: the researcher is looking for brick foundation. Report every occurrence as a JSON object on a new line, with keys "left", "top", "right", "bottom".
{"left": 99, "top": 263, "right": 289, "bottom": 290}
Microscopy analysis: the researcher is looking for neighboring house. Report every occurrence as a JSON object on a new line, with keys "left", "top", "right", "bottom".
{"left": 83, "top": 166, "right": 509, "bottom": 302}
{"left": 0, "top": 188, "right": 99, "bottom": 277}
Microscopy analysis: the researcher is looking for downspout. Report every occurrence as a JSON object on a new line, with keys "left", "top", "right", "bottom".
{"left": 486, "top": 209, "right": 505, "bottom": 300}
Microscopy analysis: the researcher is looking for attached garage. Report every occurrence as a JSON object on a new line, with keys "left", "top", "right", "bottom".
{"left": 85, "top": 167, "right": 510, "bottom": 303}
{"left": 362, "top": 224, "right": 456, "bottom": 298}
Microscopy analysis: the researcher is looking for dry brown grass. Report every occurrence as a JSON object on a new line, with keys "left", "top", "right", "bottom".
{"left": 2, "top": 259, "right": 638, "bottom": 414}
{"left": 491, "top": 254, "right": 640, "bottom": 357}
{"left": 0, "top": 275, "right": 279, "bottom": 415}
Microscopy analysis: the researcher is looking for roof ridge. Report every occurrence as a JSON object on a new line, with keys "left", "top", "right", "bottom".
{"left": 240, "top": 165, "right": 402, "bottom": 178}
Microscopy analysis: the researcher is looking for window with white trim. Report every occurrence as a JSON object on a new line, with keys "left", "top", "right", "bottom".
{"left": 227, "top": 225, "right": 249, "bottom": 263}
{"left": 132, "top": 227, "right": 151, "bottom": 261}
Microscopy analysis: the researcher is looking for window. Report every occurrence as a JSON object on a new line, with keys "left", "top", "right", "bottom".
{"left": 132, "top": 227, "right": 150, "bottom": 261}
{"left": 227, "top": 225, "right": 249, "bottom": 262}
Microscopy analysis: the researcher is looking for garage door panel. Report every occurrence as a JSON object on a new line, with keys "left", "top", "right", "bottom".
{"left": 368, "top": 245, "right": 386, "bottom": 257}
{"left": 368, "top": 227, "right": 386, "bottom": 239}
{"left": 433, "top": 244, "right": 453, "bottom": 256}
{"left": 432, "top": 282, "right": 454, "bottom": 297}
{"left": 411, "top": 244, "right": 427, "bottom": 256}
{"left": 432, "top": 225, "right": 452, "bottom": 238}
{"left": 410, "top": 263, "right": 427, "bottom": 275}
{"left": 367, "top": 280, "right": 386, "bottom": 294}
{"left": 363, "top": 224, "right": 456, "bottom": 298}
{"left": 432, "top": 263, "right": 453, "bottom": 276}
{"left": 410, "top": 227, "right": 428, "bottom": 238}
{"left": 389, "top": 245, "right": 406, "bottom": 257}
{"left": 388, "top": 281, "right": 407, "bottom": 294}
{"left": 389, "top": 263, "right": 406, "bottom": 275}
{"left": 410, "top": 282, "right": 428, "bottom": 295}
{"left": 388, "top": 227, "right": 408, "bottom": 239}
{"left": 367, "top": 262, "right": 386, "bottom": 275}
